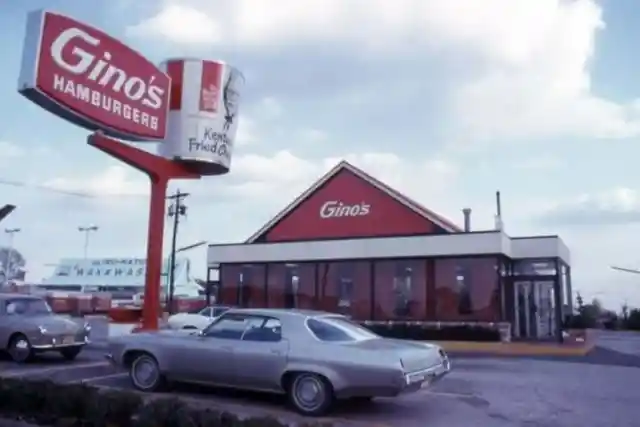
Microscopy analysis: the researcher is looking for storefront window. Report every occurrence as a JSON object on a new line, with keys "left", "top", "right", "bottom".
{"left": 266, "top": 263, "right": 316, "bottom": 309}
{"left": 434, "top": 257, "right": 500, "bottom": 321}
{"left": 219, "top": 264, "right": 265, "bottom": 307}
{"left": 317, "top": 261, "right": 371, "bottom": 320}
{"left": 373, "top": 259, "right": 426, "bottom": 320}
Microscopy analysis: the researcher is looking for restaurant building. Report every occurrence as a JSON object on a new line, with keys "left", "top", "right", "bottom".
{"left": 207, "top": 161, "right": 572, "bottom": 341}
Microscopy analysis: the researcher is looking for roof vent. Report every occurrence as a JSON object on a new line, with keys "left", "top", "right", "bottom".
{"left": 462, "top": 208, "right": 472, "bottom": 232}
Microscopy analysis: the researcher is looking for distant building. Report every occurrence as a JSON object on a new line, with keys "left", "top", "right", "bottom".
{"left": 40, "top": 257, "right": 202, "bottom": 300}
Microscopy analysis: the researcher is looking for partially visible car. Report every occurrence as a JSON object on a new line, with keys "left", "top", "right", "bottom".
{"left": 0, "top": 293, "right": 91, "bottom": 363}
{"left": 106, "top": 308, "right": 451, "bottom": 416}
{"left": 165, "top": 305, "right": 232, "bottom": 330}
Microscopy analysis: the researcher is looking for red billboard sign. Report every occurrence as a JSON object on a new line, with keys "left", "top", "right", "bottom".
{"left": 17, "top": 10, "right": 170, "bottom": 141}
{"left": 264, "top": 169, "right": 443, "bottom": 242}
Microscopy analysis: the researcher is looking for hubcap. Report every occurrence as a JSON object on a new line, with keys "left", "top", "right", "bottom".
{"left": 294, "top": 376, "right": 324, "bottom": 411}
{"left": 132, "top": 357, "right": 159, "bottom": 389}
{"left": 15, "top": 339, "right": 29, "bottom": 350}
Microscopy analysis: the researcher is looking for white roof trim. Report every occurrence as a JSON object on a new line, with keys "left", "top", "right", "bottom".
{"left": 210, "top": 233, "right": 571, "bottom": 266}
{"left": 245, "top": 161, "right": 462, "bottom": 243}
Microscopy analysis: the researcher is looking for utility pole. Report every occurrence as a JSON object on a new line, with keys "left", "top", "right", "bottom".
{"left": 3, "top": 228, "right": 21, "bottom": 285}
{"left": 78, "top": 225, "right": 99, "bottom": 259}
{"left": 166, "top": 189, "right": 189, "bottom": 314}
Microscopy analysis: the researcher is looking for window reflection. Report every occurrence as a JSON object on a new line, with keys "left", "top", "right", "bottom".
{"left": 317, "top": 261, "right": 370, "bottom": 319}
{"left": 435, "top": 257, "right": 499, "bottom": 321}
{"left": 220, "top": 264, "right": 265, "bottom": 307}
{"left": 513, "top": 259, "right": 557, "bottom": 276}
{"left": 267, "top": 263, "right": 316, "bottom": 309}
{"left": 374, "top": 260, "right": 426, "bottom": 320}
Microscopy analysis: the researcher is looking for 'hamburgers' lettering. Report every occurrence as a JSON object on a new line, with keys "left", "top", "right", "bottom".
{"left": 320, "top": 201, "right": 371, "bottom": 219}
{"left": 48, "top": 27, "right": 166, "bottom": 132}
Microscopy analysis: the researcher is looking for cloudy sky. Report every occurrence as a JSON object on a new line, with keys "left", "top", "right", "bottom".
{"left": 1, "top": 0, "right": 640, "bottom": 309}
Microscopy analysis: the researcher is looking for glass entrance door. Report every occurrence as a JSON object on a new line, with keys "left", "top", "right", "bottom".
{"left": 514, "top": 281, "right": 534, "bottom": 338}
{"left": 514, "top": 280, "right": 555, "bottom": 339}
{"left": 535, "top": 281, "right": 555, "bottom": 339}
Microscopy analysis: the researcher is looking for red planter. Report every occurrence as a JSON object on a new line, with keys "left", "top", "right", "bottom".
{"left": 108, "top": 307, "right": 142, "bottom": 323}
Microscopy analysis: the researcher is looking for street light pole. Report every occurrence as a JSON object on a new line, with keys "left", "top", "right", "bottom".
{"left": 78, "top": 225, "right": 99, "bottom": 259}
{"left": 3, "top": 228, "right": 21, "bottom": 285}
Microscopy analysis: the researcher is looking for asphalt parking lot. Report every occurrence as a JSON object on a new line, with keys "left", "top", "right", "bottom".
{"left": 0, "top": 341, "right": 639, "bottom": 427}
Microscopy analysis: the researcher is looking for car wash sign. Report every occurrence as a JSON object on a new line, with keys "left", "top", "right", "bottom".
{"left": 17, "top": 10, "right": 170, "bottom": 141}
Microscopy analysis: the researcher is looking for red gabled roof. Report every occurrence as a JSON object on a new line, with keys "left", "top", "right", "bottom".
{"left": 245, "top": 160, "right": 462, "bottom": 243}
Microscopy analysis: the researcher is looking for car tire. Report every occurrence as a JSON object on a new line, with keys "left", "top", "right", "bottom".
{"left": 129, "top": 353, "right": 165, "bottom": 392}
{"left": 60, "top": 346, "right": 82, "bottom": 361}
{"left": 8, "top": 334, "right": 33, "bottom": 364}
{"left": 350, "top": 396, "right": 373, "bottom": 404}
{"left": 288, "top": 372, "right": 334, "bottom": 416}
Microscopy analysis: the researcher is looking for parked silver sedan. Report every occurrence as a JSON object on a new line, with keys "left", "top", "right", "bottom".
{"left": 0, "top": 293, "right": 91, "bottom": 362}
{"left": 106, "top": 308, "right": 451, "bottom": 416}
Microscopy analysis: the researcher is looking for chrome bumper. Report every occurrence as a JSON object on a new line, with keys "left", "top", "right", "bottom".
{"left": 31, "top": 336, "right": 90, "bottom": 350}
{"left": 403, "top": 358, "right": 451, "bottom": 390}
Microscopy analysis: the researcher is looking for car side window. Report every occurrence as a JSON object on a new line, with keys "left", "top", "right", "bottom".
{"left": 241, "top": 317, "right": 282, "bottom": 343}
{"left": 212, "top": 307, "right": 230, "bottom": 317}
{"left": 198, "top": 307, "right": 213, "bottom": 317}
{"left": 203, "top": 313, "right": 249, "bottom": 340}
{"left": 306, "top": 318, "right": 353, "bottom": 342}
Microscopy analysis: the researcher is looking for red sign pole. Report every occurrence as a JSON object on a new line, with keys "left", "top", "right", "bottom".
{"left": 87, "top": 132, "right": 200, "bottom": 330}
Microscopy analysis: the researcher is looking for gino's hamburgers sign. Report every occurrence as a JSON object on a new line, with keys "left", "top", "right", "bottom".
{"left": 17, "top": 10, "right": 170, "bottom": 141}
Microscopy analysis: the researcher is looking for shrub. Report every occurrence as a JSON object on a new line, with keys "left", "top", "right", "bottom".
{"left": 624, "top": 309, "right": 640, "bottom": 331}
{"left": 364, "top": 323, "right": 501, "bottom": 342}
{"left": 0, "top": 378, "right": 330, "bottom": 427}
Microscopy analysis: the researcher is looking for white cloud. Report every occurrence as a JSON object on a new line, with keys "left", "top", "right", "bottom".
{"left": 538, "top": 187, "right": 640, "bottom": 226}
{"left": 0, "top": 141, "right": 25, "bottom": 158}
{"left": 235, "top": 117, "right": 258, "bottom": 146}
{"left": 298, "top": 128, "right": 327, "bottom": 143}
{"left": 126, "top": 3, "right": 224, "bottom": 45}
{"left": 127, "top": 0, "right": 640, "bottom": 143}
{"left": 258, "top": 97, "right": 284, "bottom": 119}
{"left": 513, "top": 156, "right": 563, "bottom": 170}
{"left": 43, "top": 165, "right": 148, "bottom": 198}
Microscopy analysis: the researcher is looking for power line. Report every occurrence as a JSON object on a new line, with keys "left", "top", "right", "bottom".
{"left": 166, "top": 189, "right": 189, "bottom": 313}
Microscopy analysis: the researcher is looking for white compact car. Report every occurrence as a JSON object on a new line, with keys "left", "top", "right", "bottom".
{"left": 165, "top": 305, "right": 232, "bottom": 330}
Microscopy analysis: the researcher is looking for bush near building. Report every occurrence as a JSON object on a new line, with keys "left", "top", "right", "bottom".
{"left": 364, "top": 322, "right": 501, "bottom": 341}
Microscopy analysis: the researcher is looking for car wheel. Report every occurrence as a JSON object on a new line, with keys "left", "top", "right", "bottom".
{"left": 60, "top": 346, "right": 82, "bottom": 361}
{"left": 8, "top": 334, "right": 33, "bottom": 364}
{"left": 288, "top": 372, "right": 334, "bottom": 416}
{"left": 129, "top": 353, "right": 165, "bottom": 392}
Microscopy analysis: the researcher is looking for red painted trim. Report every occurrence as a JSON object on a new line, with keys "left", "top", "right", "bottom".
{"left": 87, "top": 132, "right": 200, "bottom": 330}
{"left": 166, "top": 60, "right": 184, "bottom": 111}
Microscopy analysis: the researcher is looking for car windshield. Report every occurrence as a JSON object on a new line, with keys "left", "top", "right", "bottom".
{"left": 5, "top": 298, "right": 52, "bottom": 316}
{"left": 307, "top": 316, "right": 378, "bottom": 342}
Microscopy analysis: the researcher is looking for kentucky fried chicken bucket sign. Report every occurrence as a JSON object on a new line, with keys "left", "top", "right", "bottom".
{"left": 17, "top": 10, "right": 171, "bottom": 141}
{"left": 158, "top": 59, "right": 244, "bottom": 175}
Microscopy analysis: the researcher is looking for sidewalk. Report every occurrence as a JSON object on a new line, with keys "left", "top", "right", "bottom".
{"left": 437, "top": 340, "right": 595, "bottom": 356}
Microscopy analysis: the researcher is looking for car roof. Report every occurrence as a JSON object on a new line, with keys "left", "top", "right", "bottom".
{"left": 225, "top": 308, "right": 343, "bottom": 319}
